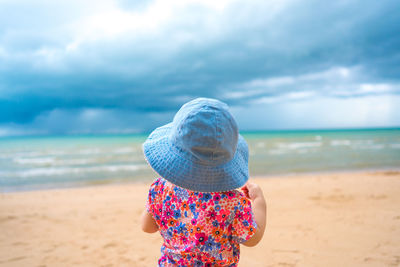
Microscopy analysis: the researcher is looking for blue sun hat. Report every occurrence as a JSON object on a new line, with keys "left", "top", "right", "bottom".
{"left": 142, "top": 98, "right": 249, "bottom": 192}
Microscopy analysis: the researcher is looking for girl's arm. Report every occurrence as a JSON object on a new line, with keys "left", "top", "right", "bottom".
{"left": 140, "top": 210, "right": 159, "bottom": 233}
{"left": 241, "top": 182, "right": 267, "bottom": 247}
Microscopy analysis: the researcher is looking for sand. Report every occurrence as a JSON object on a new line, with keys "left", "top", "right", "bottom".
{"left": 1, "top": 171, "right": 400, "bottom": 267}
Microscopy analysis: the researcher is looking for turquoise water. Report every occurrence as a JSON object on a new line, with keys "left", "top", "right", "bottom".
{"left": 1, "top": 128, "right": 399, "bottom": 192}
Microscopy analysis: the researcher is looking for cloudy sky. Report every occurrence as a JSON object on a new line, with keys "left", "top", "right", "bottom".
{"left": 1, "top": 0, "right": 399, "bottom": 136}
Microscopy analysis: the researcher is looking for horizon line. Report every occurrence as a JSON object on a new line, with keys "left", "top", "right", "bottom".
{"left": 1, "top": 126, "right": 399, "bottom": 139}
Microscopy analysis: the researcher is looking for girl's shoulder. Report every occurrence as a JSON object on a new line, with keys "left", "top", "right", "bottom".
{"left": 149, "top": 177, "right": 249, "bottom": 207}
{"left": 148, "top": 177, "right": 165, "bottom": 191}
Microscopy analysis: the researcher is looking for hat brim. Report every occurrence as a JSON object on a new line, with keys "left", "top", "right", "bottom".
{"left": 142, "top": 123, "right": 249, "bottom": 192}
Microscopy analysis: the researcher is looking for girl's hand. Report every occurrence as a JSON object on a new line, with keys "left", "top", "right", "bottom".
{"left": 241, "top": 181, "right": 267, "bottom": 247}
{"left": 241, "top": 182, "right": 264, "bottom": 201}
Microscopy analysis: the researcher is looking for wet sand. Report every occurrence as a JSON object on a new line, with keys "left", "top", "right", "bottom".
{"left": 1, "top": 171, "right": 400, "bottom": 266}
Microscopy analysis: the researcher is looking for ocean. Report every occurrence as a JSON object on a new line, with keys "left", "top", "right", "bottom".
{"left": 1, "top": 128, "right": 399, "bottom": 192}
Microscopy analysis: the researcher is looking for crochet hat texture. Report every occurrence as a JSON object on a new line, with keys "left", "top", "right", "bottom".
{"left": 142, "top": 98, "right": 249, "bottom": 192}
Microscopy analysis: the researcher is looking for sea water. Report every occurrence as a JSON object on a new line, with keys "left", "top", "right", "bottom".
{"left": 0, "top": 128, "right": 399, "bottom": 192}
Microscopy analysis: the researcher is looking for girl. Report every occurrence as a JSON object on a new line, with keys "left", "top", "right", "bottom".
{"left": 141, "top": 98, "right": 266, "bottom": 266}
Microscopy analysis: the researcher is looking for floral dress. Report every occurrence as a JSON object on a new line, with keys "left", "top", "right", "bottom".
{"left": 146, "top": 177, "right": 257, "bottom": 266}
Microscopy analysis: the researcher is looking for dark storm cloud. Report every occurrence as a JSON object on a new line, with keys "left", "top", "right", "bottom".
{"left": 0, "top": 0, "right": 399, "bottom": 134}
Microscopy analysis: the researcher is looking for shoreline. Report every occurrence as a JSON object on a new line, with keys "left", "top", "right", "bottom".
{"left": 252, "top": 167, "right": 400, "bottom": 179}
{"left": 2, "top": 168, "right": 400, "bottom": 194}
{"left": 1, "top": 171, "right": 400, "bottom": 266}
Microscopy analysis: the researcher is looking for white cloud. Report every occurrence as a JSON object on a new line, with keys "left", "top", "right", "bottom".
{"left": 224, "top": 66, "right": 400, "bottom": 103}
{"left": 1, "top": 0, "right": 296, "bottom": 71}
{"left": 231, "top": 95, "right": 400, "bottom": 130}
{"left": 358, "top": 83, "right": 396, "bottom": 94}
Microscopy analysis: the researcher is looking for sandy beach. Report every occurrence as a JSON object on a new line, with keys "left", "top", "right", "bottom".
{"left": 1, "top": 171, "right": 400, "bottom": 267}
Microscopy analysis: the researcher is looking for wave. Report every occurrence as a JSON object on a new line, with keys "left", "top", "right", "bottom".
{"left": 390, "top": 143, "right": 400, "bottom": 149}
{"left": 77, "top": 148, "right": 102, "bottom": 155}
{"left": 13, "top": 157, "right": 96, "bottom": 166}
{"left": 3, "top": 164, "right": 146, "bottom": 178}
{"left": 112, "top": 147, "right": 136, "bottom": 154}
{"left": 13, "top": 157, "right": 56, "bottom": 165}
{"left": 330, "top": 140, "right": 352, "bottom": 146}
{"left": 276, "top": 142, "right": 322, "bottom": 150}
